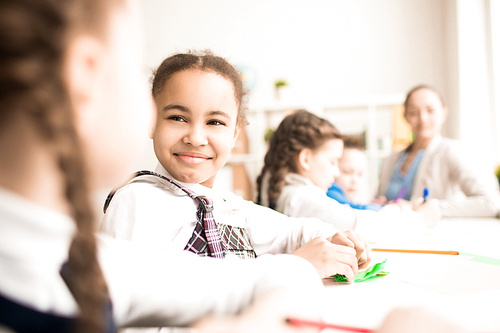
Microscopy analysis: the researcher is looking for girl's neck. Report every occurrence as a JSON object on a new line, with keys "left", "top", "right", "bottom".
{"left": 0, "top": 116, "right": 71, "bottom": 215}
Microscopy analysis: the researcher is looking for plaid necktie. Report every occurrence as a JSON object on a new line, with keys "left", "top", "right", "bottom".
{"left": 133, "top": 170, "right": 225, "bottom": 258}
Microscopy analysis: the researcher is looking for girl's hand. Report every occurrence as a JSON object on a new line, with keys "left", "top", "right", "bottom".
{"left": 329, "top": 231, "right": 372, "bottom": 269}
{"left": 292, "top": 237, "right": 358, "bottom": 281}
{"left": 413, "top": 198, "right": 441, "bottom": 228}
{"left": 372, "top": 196, "right": 388, "bottom": 204}
{"left": 386, "top": 199, "right": 413, "bottom": 213}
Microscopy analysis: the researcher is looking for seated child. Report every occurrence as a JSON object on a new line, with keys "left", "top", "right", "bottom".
{"left": 256, "top": 110, "right": 441, "bottom": 242}
{"left": 100, "top": 51, "right": 371, "bottom": 280}
{"left": 327, "top": 137, "right": 383, "bottom": 211}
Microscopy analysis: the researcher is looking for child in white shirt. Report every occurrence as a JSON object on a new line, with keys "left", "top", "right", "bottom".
{"left": 100, "top": 51, "right": 371, "bottom": 280}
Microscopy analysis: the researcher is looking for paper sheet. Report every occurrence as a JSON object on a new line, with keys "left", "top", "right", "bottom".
{"left": 385, "top": 253, "right": 500, "bottom": 295}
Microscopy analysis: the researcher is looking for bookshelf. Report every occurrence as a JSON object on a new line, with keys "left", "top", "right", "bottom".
{"left": 224, "top": 95, "right": 412, "bottom": 202}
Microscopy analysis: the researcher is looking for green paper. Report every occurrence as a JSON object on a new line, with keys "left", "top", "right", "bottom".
{"left": 460, "top": 252, "right": 500, "bottom": 266}
{"left": 332, "top": 259, "right": 388, "bottom": 283}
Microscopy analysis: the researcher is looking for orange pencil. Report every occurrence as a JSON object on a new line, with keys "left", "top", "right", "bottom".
{"left": 372, "top": 248, "right": 459, "bottom": 255}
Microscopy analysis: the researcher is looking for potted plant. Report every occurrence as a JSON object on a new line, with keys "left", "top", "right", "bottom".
{"left": 274, "top": 79, "right": 288, "bottom": 100}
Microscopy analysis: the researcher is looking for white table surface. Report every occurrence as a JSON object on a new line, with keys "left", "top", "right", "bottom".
{"left": 320, "top": 217, "right": 500, "bottom": 332}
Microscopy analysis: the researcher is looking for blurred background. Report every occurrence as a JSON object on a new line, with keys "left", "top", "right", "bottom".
{"left": 125, "top": 0, "right": 500, "bottom": 205}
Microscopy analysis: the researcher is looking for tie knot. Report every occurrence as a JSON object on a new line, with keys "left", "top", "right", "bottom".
{"left": 197, "top": 196, "right": 214, "bottom": 212}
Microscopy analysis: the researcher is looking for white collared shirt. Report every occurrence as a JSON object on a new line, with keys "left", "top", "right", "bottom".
{"left": 100, "top": 163, "right": 337, "bottom": 255}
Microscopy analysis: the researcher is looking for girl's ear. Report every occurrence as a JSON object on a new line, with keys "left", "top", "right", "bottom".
{"left": 231, "top": 121, "right": 242, "bottom": 148}
{"left": 297, "top": 148, "right": 312, "bottom": 172}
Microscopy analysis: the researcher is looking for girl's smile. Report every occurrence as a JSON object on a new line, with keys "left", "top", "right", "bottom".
{"left": 174, "top": 152, "right": 212, "bottom": 165}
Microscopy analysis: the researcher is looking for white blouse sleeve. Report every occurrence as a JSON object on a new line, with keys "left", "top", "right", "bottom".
{"left": 240, "top": 199, "right": 337, "bottom": 255}
{"left": 97, "top": 235, "right": 323, "bottom": 327}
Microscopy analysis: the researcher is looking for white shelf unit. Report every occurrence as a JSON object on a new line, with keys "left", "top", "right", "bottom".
{"left": 227, "top": 95, "right": 406, "bottom": 201}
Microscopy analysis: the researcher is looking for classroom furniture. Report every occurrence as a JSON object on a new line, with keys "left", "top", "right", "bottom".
{"left": 320, "top": 217, "right": 500, "bottom": 333}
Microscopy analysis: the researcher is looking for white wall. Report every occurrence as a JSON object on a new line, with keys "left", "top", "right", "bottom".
{"left": 140, "top": 0, "right": 447, "bottom": 106}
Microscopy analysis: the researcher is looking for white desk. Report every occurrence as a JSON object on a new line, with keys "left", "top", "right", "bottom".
{"left": 320, "top": 218, "right": 500, "bottom": 332}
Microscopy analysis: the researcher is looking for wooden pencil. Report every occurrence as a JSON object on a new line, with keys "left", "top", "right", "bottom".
{"left": 372, "top": 248, "right": 459, "bottom": 255}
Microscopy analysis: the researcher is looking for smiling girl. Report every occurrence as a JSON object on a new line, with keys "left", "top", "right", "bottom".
{"left": 100, "top": 50, "right": 371, "bottom": 280}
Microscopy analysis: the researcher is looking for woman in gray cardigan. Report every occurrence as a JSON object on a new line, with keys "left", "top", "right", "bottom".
{"left": 377, "top": 85, "right": 500, "bottom": 217}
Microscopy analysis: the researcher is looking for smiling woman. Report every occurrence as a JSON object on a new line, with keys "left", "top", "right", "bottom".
{"left": 377, "top": 85, "right": 500, "bottom": 217}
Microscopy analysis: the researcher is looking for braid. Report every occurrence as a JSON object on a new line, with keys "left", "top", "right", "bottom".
{"left": 0, "top": 0, "right": 120, "bottom": 331}
{"left": 256, "top": 110, "right": 341, "bottom": 209}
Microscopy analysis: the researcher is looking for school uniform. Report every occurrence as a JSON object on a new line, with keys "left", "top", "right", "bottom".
{"left": 0, "top": 187, "right": 324, "bottom": 332}
{"left": 259, "top": 172, "right": 426, "bottom": 243}
{"left": 100, "top": 164, "right": 337, "bottom": 256}
{"left": 377, "top": 135, "right": 500, "bottom": 217}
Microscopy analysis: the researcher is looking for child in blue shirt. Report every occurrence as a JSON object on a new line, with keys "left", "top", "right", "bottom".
{"left": 327, "top": 137, "right": 383, "bottom": 211}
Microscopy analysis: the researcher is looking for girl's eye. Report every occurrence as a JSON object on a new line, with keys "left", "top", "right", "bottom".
{"left": 168, "top": 115, "right": 186, "bottom": 122}
{"left": 207, "top": 119, "right": 226, "bottom": 126}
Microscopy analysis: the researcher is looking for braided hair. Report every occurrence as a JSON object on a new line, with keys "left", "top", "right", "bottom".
{"left": 151, "top": 50, "right": 249, "bottom": 126}
{"left": 0, "top": 0, "right": 123, "bottom": 331}
{"left": 256, "top": 110, "right": 342, "bottom": 209}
